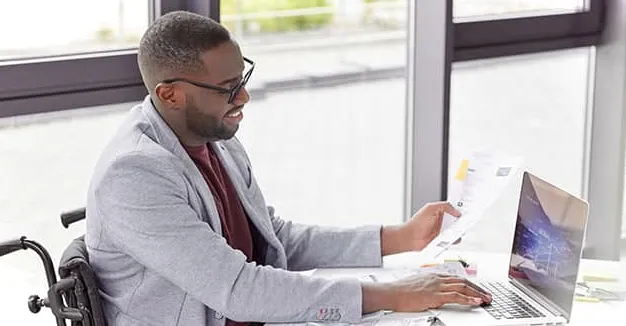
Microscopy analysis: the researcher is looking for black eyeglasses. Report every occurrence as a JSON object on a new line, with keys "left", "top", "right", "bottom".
{"left": 160, "top": 57, "right": 255, "bottom": 104}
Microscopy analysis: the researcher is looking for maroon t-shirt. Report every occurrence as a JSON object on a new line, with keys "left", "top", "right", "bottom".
{"left": 184, "top": 143, "right": 266, "bottom": 326}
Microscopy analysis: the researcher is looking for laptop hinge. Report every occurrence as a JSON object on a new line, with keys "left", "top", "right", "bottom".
{"left": 510, "top": 278, "right": 569, "bottom": 319}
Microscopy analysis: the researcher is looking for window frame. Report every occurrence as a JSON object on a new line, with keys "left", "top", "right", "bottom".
{"left": 408, "top": 0, "right": 626, "bottom": 260}
{"left": 582, "top": 0, "right": 626, "bottom": 260}
{"left": 407, "top": 0, "right": 605, "bottom": 212}
{"left": 0, "top": 0, "right": 220, "bottom": 119}
{"left": 0, "top": 0, "right": 605, "bottom": 117}
{"left": 453, "top": 0, "right": 604, "bottom": 61}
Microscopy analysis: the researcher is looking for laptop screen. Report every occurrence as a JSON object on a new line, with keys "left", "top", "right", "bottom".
{"left": 508, "top": 172, "right": 588, "bottom": 319}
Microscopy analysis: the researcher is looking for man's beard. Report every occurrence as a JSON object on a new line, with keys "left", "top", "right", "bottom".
{"left": 185, "top": 99, "right": 238, "bottom": 141}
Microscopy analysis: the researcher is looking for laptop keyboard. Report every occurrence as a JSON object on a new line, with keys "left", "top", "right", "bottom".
{"left": 480, "top": 282, "right": 546, "bottom": 320}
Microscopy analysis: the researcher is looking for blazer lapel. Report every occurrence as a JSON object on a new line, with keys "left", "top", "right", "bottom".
{"left": 140, "top": 96, "right": 278, "bottom": 250}
{"left": 140, "top": 97, "right": 223, "bottom": 235}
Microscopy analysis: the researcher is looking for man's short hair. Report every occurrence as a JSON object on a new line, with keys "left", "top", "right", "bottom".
{"left": 137, "top": 11, "right": 231, "bottom": 93}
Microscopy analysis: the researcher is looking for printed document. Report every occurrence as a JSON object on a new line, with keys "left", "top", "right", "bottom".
{"left": 418, "top": 152, "right": 523, "bottom": 260}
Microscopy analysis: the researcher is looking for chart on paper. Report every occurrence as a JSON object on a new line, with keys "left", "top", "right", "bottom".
{"left": 419, "top": 152, "right": 524, "bottom": 260}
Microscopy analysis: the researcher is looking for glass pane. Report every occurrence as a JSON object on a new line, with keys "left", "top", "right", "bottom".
{"left": 221, "top": 0, "right": 408, "bottom": 227}
{"left": 238, "top": 80, "right": 406, "bottom": 227}
{"left": 448, "top": 48, "right": 591, "bottom": 253}
{"left": 0, "top": 105, "right": 129, "bottom": 325}
{"left": 0, "top": 0, "right": 149, "bottom": 61}
{"left": 454, "top": 0, "right": 585, "bottom": 20}
{"left": 221, "top": 0, "right": 406, "bottom": 49}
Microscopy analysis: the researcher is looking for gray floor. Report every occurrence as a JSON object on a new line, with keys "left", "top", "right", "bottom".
{"left": 0, "top": 45, "right": 623, "bottom": 324}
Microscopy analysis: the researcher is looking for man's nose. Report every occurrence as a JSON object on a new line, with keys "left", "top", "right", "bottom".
{"left": 232, "top": 86, "right": 250, "bottom": 105}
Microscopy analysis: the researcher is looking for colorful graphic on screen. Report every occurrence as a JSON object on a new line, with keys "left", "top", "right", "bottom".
{"left": 508, "top": 172, "right": 588, "bottom": 319}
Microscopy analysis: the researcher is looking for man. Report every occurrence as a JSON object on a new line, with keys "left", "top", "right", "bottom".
{"left": 85, "top": 10, "right": 491, "bottom": 326}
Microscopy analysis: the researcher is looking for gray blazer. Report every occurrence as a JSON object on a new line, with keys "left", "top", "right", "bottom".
{"left": 85, "top": 96, "right": 383, "bottom": 326}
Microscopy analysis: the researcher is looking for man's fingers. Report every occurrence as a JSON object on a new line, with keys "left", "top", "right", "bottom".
{"left": 432, "top": 201, "right": 461, "bottom": 218}
{"left": 437, "top": 292, "right": 482, "bottom": 306}
{"left": 439, "top": 277, "right": 492, "bottom": 300}
{"left": 438, "top": 276, "right": 467, "bottom": 284}
{"left": 464, "top": 279, "right": 492, "bottom": 297}
{"left": 441, "top": 283, "right": 492, "bottom": 303}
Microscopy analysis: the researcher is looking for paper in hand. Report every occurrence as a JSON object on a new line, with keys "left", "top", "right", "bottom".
{"left": 422, "top": 152, "right": 523, "bottom": 260}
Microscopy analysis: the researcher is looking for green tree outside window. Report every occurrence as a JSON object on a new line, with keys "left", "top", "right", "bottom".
{"left": 221, "top": 0, "right": 334, "bottom": 33}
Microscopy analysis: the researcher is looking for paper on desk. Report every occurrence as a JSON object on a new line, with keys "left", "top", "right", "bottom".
{"left": 318, "top": 262, "right": 468, "bottom": 285}
{"left": 376, "top": 262, "right": 467, "bottom": 282}
{"left": 419, "top": 152, "right": 523, "bottom": 260}
{"left": 418, "top": 262, "right": 468, "bottom": 277}
{"left": 269, "top": 311, "right": 438, "bottom": 326}
{"left": 367, "top": 314, "right": 439, "bottom": 326}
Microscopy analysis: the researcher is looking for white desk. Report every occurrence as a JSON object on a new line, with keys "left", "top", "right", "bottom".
{"left": 314, "top": 251, "right": 626, "bottom": 325}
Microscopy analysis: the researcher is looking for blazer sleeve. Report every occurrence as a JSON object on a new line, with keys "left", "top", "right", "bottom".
{"left": 94, "top": 152, "right": 365, "bottom": 323}
{"left": 267, "top": 206, "right": 383, "bottom": 271}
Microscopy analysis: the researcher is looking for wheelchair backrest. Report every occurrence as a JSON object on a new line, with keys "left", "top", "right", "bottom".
{"left": 58, "top": 235, "right": 106, "bottom": 326}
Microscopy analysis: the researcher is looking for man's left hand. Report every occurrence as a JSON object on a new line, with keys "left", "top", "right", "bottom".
{"left": 381, "top": 202, "right": 461, "bottom": 256}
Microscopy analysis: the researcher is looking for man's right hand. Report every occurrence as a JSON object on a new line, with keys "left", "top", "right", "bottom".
{"left": 362, "top": 274, "right": 492, "bottom": 313}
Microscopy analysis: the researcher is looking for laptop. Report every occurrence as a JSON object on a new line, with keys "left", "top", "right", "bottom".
{"left": 436, "top": 171, "right": 589, "bottom": 326}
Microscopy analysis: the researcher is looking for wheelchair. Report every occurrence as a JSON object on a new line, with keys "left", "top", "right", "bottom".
{"left": 0, "top": 208, "right": 105, "bottom": 326}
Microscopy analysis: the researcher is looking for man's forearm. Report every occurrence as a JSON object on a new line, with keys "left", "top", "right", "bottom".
{"left": 381, "top": 225, "right": 409, "bottom": 256}
{"left": 362, "top": 283, "right": 397, "bottom": 313}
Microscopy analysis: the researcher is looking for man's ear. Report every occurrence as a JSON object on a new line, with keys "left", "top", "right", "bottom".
{"left": 155, "top": 83, "right": 186, "bottom": 111}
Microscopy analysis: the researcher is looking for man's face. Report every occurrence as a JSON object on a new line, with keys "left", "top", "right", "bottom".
{"left": 178, "top": 41, "right": 251, "bottom": 141}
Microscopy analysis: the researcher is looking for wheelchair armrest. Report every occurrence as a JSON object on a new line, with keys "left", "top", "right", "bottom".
{"left": 48, "top": 277, "right": 90, "bottom": 323}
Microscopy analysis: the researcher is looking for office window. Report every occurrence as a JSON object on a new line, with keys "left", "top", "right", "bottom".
{"left": 454, "top": 0, "right": 585, "bottom": 20}
{"left": 221, "top": 0, "right": 406, "bottom": 43}
{"left": 238, "top": 80, "right": 406, "bottom": 227}
{"left": 0, "top": 0, "right": 148, "bottom": 61}
{"left": 222, "top": 0, "right": 407, "bottom": 227}
{"left": 448, "top": 47, "right": 592, "bottom": 252}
